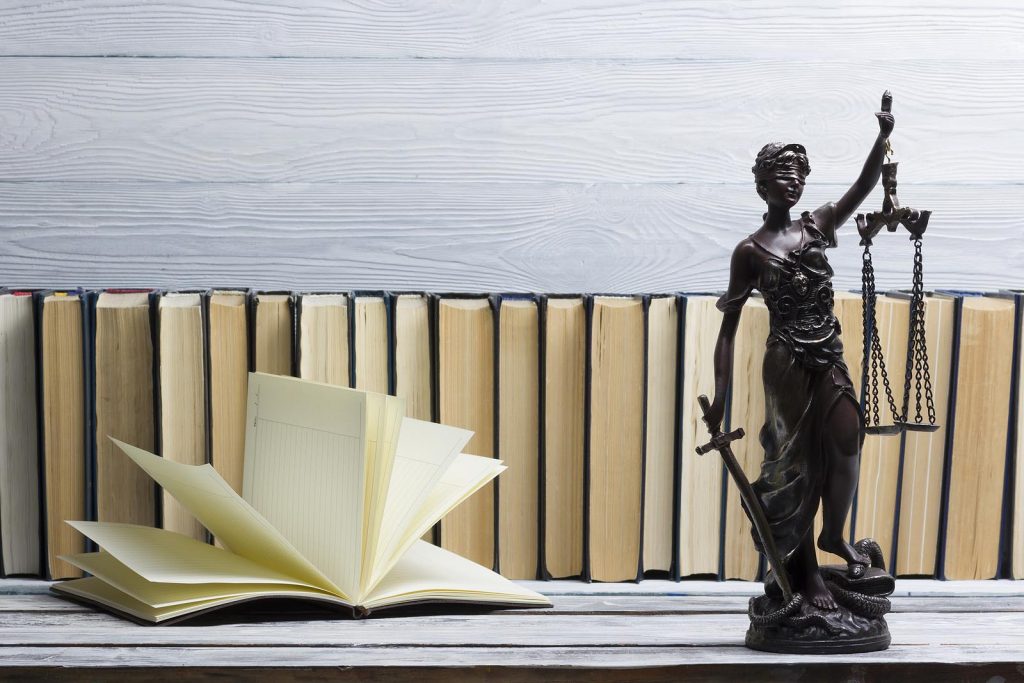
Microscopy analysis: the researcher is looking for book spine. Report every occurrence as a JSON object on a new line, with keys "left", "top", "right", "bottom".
{"left": 581, "top": 294, "right": 594, "bottom": 583}
{"left": 347, "top": 290, "right": 357, "bottom": 388}
{"left": 490, "top": 293, "right": 501, "bottom": 576}
{"left": 386, "top": 292, "right": 397, "bottom": 397}
{"left": 199, "top": 291, "right": 214, "bottom": 545}
{"left": 31, "top": 292, "right": 49, "bottom": 578}
{"left": 636, "top": 294, "right": 650, "bottom": 583}
{"left": 671, "top": 293, "right": 687, "bottom": 583}
{"left": 537, "top": 295, "right": 549, "bottom": 580}
{"left": 83, "top": 290, "right": 97, "bottom": 533}
{"left": 427, "top": 292, "right": 440, "bottom": 544}
{"left": 997, "top": 293, "right": 1023, "bottom": 578}
{"left": 289, "top": 292, "right": 298, "bottom": 378}
{"left": 935, "top": 294, "right": 965, "bottom": 580}
{"left": 149, "top": 290, "right": 163, "bottom": 530}
{"left": 201, "top": 292, "right": 214, "bottom": 472}
{"left": 245, "top": 289, "right": 257, "bottom": 374}
{"left": 294, "top": 292, "right": 305, "bottom": 381}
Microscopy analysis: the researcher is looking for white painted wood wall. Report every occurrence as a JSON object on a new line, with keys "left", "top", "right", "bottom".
{"left": 0, "top": 1, "right": 1020, "bottom": 293}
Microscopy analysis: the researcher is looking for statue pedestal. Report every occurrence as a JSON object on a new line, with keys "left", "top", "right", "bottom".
{"left": 746, "top": 540, "right": 895, "bottom": 654}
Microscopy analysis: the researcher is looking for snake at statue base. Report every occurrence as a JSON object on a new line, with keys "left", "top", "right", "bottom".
{"left": 749, "top": 585, "right": 890, "bottom": 630}
{"left": 748, "top": 593, "right": 804, "bottom": 628}
{"left": 828, "top": 584, "right": 891, "bottom": 618}
{"left": 854, "top": 538, "right": 886, "bottom": 571}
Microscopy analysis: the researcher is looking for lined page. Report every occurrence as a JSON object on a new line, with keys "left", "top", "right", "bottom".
{"left": 53, "top": 577, "right": 344, "bottom": 624}
{"left": 243, "top": 372, "right": 367, "bottom": 598}
{"left": 64, "top": 551, "right": 337, "bottom": 609}
{"left": 364, "top": 541, "right": 548, "bottom": 609}
{"left": 370, "top": 418, "right": 473, "bottom": 585}
{"left": 110, "top": 438, "right": 339, "bottom": 595}
{"left": 63, "top": 524, "right": 310, "bottom": 586}
{"left": 371, "top": 453, "right": 504, "bottom": 595}
{"left": 360, "top": 393, "right": 405, "bottom": 593}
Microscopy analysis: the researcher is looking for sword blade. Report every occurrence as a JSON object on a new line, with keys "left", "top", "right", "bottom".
{"left": 716, "top": 441, "right": 792, "bottom": 601}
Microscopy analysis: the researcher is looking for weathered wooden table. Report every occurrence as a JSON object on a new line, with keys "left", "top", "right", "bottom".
{"left": 2, "top": 579, "right": 1022, "bottom": 681}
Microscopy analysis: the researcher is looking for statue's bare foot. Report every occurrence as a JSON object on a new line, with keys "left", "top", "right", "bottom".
{"left": 817, "top": 534, "right": 870, "bottom": 578}
{"left": 802, "top": 571, "right": 837, "bottom": 610}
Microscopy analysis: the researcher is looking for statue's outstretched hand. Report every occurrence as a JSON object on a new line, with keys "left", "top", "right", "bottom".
{"left": 876, "top": 90, "right": 895, "bottom": 139}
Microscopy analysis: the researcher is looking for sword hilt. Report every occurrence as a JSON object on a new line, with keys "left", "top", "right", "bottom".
{"left": 696, "top": 428, "right": 745, "bottom": 456}
{"left": 696, "top": 394, "right": 745, "bottom": 455}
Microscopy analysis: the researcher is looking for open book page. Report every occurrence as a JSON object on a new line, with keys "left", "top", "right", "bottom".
{"left": 111, "top": 439, "right": 341, "bottom": 596}
{"left": 55, "top": 576, "right": 202, "bottom": 623}
{"left": 363, "top": 540, "right": 549, "bottom": 610}
{"left": 359, "top": 392, "right": 404, "bottom": 595}
{"left": 368, "top": 418, "right": 473, "bottom": 587}
{"left": 61, "top": 551, "right": 338, "bottom": 609}
{"left": 55, "top": 576, "right": 350, "bottom": 624}
{"left": 243, "top": 372, "right": 367, "bottom": 599}
{"left": 64, "top": 522, "right": 320, "bottom": 585}
{"left": 368, "top": 453, "right": 506, "bottom": 596}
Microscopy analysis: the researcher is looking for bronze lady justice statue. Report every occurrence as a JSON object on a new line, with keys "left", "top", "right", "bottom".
{"left": 701, "top": 93, "right": 898, "bottom": 652}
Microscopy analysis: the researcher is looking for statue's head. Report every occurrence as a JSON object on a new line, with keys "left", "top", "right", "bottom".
{"left": 752, "top": 142, "right": 811, "bottom": 208}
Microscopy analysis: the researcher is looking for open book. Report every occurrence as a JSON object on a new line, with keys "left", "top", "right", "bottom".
{"left": 51, "top": 372, "right": 550, "bottom": 623}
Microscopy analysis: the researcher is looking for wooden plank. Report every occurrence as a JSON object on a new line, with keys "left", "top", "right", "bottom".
{"left": 5, "top": 592, "right": 1023, "bottom": 614}
{"left": 0, "top": 595, "right": 89, "bottom": 612}
{"left": 6, "top": 577, "right": 1024, "bottom": 598}
{"left": 0, "top": 651, "right": 1019, "bottom": 679}
{"left": 0, "top": 646, "right": 1023, "bottom": 678}
{"left": 2, "top": 611, "right": 1022, "bottom": 647}
{"left": 0, "top": 58, "right": 1020, "bottom": 184}
{"left": 1, "top": 182, "right": 1019, "bottom": 293}
{"left": 0, "top": 1, "right": 1020, "bottom": 60}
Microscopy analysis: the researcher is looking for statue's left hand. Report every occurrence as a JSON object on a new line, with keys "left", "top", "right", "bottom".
{"left": 876, "top": 111, "right": 895, "bottom": 138}
{"left": 876, "top": 91, "right": 895, "bottom": 138}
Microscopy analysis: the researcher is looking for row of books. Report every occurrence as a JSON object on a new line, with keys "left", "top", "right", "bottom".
{"left": 0, "top": 288, "right": 1020, "bottom": 582}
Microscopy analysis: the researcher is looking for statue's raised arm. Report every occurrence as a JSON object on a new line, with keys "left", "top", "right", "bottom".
{"left": 831, "top": 91, "right": 896, "bottom": 229}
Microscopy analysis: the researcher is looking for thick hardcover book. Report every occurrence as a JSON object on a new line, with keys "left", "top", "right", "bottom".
{"left": 251, "top": 291, "right": 296, "bottom": 377}
{"left": 1006, "top": 290, "right": 1024, "bottom": 579}
{"left": 297, "top": 293, "right": 350, "bottom": 387}
{"left": 157, "top": 292, "right": 208, "bottom": 542}
{"left": 496, "top": 294, "right": 540, "bottom": 579}
{"left": 894, "top": 292, "right": 956, "bottom": 577}
{"left": 51, "top": 373, "right": 549, "bottom": 623}
{"left": 390, "top": 292, "right": 435, "bottom": 543}
{"left": 92, "top": 290, "right": 158, "bottom": 528}
{"left": 206, "top": 290, "right": 249, "bottom": 496}
{"left": 353, "top": 292, "right": 391, "bottom": 394}
{"left": 677, "top": 295, "right": 723, "bottom": 578}
{"left": 585, "top": 295, "right": 645, "bottom": 583}
{"left": 36, "top": 290, "right": 91, "bottom": 579}
{"left": 390, "top": 293, "right": 432, "bottom": 421}
{"left": 851, "top": 294, "right": 910, "bottom": 563}
{"left": 434, "top": 294, "right": 498, "bottom": 569}
{"left": 938, "top": 293, "right": 1015, "bottom": 580}
{"left": 642, "top": 294, "right": 679, "bottom": 576}
{"left": 0, "top": 289, "right": 41, "bottom": 576}
{"left": 722, "top": 296, "right": 769, "bottom": 581}
{"left": 539, "top": 295, "right": 586, "bottom": 579}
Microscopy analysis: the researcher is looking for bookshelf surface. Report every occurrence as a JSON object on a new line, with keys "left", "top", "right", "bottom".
{"left": 0, "top": 578, "right": 1021, "bottom": 680}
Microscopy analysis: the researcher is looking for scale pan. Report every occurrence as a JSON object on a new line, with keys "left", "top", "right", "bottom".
{"left": 862, "top": 425, "right": 904, "bottom": 436}
{"left": 897, "top": 422, "right": 941, "bottom": 433}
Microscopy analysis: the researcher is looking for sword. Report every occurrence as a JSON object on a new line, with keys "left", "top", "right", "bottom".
{"left": 696, "top": 395, "right": 793, "bottom": 602}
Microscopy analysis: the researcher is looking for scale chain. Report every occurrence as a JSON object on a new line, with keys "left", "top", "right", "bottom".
{"left": 861, "top": 245, "right": 901, "bottom": 428}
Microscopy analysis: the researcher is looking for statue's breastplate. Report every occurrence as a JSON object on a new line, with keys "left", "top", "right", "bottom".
{"left": 756, "top": 214, "right": 842, "bottom": 367}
